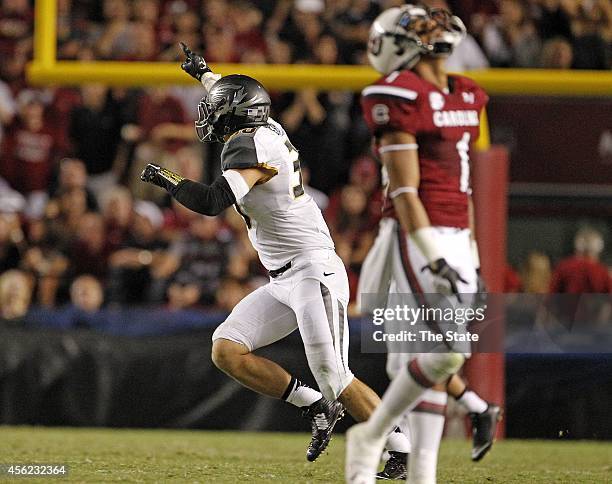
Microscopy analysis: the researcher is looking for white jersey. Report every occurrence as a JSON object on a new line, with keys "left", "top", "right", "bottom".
{"left": 220, "top": 118, "right": 334, "bottom": 271}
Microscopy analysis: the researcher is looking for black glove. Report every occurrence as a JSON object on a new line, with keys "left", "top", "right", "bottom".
{"left": 140, "top": 163, "right": 185, "bottom": 194}
{"left": 179, "top": 42, "right": 211, "bottom": 81}
{"left": 423, "top": 258, "right": 468, "bottom": 303}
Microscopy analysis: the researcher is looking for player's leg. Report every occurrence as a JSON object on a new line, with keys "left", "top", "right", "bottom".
{"left": 212, "top": 283, "right": 343, "bottom": 461}
{"left": 211, "top": 285, "right": 302, "bottom": 398}
{"left": 288, "top": 260, "right": 410, "bottom": 459}
{"left": 376, "top": 226, "right": 452, "bottom": 481}
{"left": 446, "top": 375, "right": 502, "bottom": 461}
{"left": 434, "top": 228, "right": 501, "bottom": 461}
{"left": 349, "top": 226, "right": 465, "bottom": 483}
{"left": 212, "top": 339, "right": 294, "bottom": 397}
{"left": 447, "top": 374, "right": 486, "bottom": 414}
{"left": 377, "top": 344, "right": 413, "bottom": 480}
{"left": 407, "top": 388, "right": 447, "bottom": 484}
{"left": 387, "top": 352, "right": 448, "bottom": 483}
{"left": 212, "top": 285, "right": 330, "bottom": 411}
{"left": 346, "top": 352, "right": 465, "bottom": 484}
{"left": 403, "top": 228, "right": 474, "bottom": 483}
{"left": 287, "top": 258, "right": 354, "bottom": 399}
{"left": 335, "top": 376, "right": 378, "bottom": 420}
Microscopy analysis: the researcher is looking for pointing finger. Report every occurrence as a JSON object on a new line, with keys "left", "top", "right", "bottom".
{"left": 179, "top": 42, "right": 192, "bottom": 57}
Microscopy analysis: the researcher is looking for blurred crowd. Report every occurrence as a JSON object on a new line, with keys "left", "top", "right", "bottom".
{"left": 0, "top": 0, "right": 611, "bottom": 325}
{"left": 2, "top": 0, "right": 609, "bottom": 70}
{"left": 506, "top": 227, "right": 611, "bottom": 295}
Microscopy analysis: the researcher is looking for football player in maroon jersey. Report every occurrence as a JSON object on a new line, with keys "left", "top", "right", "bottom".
{"left": 347, "top": 5, "right": 500, "bottom": 483}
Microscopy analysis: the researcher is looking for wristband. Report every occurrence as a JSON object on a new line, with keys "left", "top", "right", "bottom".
{"left": 411, "top": 227, "right": 445, "bottom": 264}
{"left": 470, "top": 239, "right": 480, "bottom": 269}
{"left": 389, "top": 186, "right": 418, "bottom": 199}
{"left": 159, "top": 167, "right": 184, "bottom": 188}
{"left": 378, "top": 143, "right": 419, "bottom": 153}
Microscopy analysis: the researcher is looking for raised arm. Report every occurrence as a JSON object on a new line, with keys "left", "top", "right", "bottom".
{"left": 179, "top": 42, "right": 222, "bottom": 94}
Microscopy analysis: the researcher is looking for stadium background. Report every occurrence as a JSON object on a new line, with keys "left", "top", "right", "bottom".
{"left": 1, "top": 0, "right": 611, "bottom": 460}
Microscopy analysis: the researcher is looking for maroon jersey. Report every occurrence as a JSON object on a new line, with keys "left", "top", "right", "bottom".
{"left": 361, "top": 70, "right": 488, "bottom": 228}
{"left": 550, "top": 256, "right": 611, "bottom": 294}
{"left": 0, "top": 121, "right": 55, "bottom": 193}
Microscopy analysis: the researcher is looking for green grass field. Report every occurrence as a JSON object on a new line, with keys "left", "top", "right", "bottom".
{"left": 1, "top": 427, "right": 611, "bottom": 483}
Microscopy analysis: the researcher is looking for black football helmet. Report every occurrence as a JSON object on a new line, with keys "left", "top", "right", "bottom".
{"left": 195, "top": 74, "right": 271, "bottom": 143}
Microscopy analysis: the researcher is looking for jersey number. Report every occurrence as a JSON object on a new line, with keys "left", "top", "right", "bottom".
{"left": 456, "top": 132, "right": 471, "bottom": 193}
{"left": 285, "top": 140, "right": 305, "bottom": 198}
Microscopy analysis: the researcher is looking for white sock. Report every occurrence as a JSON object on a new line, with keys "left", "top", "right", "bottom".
{"left": 408, "top": 390, "right": 447, "bottom": 484}
{"left": 282, "top": 377, "right": 322, "bottom": 408}
{"left": 457, "top": 390, "right": 488, "bottom": 414}
{"left": 364, "top": 360, "right": 432, "bottom": 441}
{"left": 386, "top": 428, "right": 411, "bottom": 453}
{"left": 397, "top": 411, "right": 413, "bottom": 449}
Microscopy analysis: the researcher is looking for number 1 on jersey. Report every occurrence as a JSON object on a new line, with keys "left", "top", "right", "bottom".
{"left": 456, "top": 132, "right": 471, "bottom": 193}
{"left": 285, "top": 139, "right": 305, "bottom": 198}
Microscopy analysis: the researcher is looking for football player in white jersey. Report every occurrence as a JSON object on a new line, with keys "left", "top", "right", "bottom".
{"left": 140, "top": 44, "right": 410, "bottom": 465}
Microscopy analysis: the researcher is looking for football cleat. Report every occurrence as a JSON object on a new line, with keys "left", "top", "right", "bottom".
{"left": 376, "top": 451, "right": 408, "bottom": 480}
{"left": 346, "top": 422, "right": 386, "bottom": 484}
{"left": 470, "top": 403, "right": 502, "bottom": 461}
{"left": 302, "top": 397, "right": 345, "bottom": 462}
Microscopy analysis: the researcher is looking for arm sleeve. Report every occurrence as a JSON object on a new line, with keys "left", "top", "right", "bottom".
{"left": 171, "top": 176, "right": 236, "bottom": 216}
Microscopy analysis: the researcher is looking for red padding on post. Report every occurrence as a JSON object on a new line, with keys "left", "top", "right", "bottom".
{"left": 465, "top": 145, "right": 509, "bottom": 438}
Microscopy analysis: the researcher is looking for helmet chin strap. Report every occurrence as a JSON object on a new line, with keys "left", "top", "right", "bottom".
{"left": 397, "top": 51, "right": 422, "bottom": 71}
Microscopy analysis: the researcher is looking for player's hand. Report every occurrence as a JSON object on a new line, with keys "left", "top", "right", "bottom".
{"left": 140, "top": 163, "right": 184, "bottom": 192}
{"left": 179, "top": 42, "right": 211, "bottom": 81}
{"left": 423, "top": 258, "right": 468, "bottom": 302}
{"left": 140, "top": 163, "right": 165, "bottom": 188}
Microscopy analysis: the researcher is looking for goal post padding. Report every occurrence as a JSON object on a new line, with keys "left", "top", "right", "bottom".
{"left": 465, "top": 145, "right": 509, "bottom": 438}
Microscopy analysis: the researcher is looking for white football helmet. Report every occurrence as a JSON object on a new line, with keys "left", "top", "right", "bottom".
{"left": 428, "top": 8, "right": 467, "bottom": 55}
{"left": 367, "top": 5, "right": 466, "bottom": 75}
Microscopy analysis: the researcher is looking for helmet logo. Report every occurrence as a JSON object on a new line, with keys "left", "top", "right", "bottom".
{"left": 230, "top": 86, "right": 248, "bottom": 106}
{"left": 462, "top": 92, "right": 475, "bottom": 104}
{"left": 246, "top": 105, "right": 270, "bottom": 123}
{"left": 369, "top": 35, "right": 383, "bottom": 56}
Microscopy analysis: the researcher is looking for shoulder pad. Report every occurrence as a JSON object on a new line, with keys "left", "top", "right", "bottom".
{"left": 393, "top": 70, "right": 427, "bottom": 91}
{"left": 221, "top": 128, "right": 279, "bottom": 179}
{"left": 361, "top": 71, "right": 422, "bottom": 103}
{"left": 451, "top": 75, "right": 489, "bottom": 107}
{"left": 264, "top": 122, "right": 283, "bottom": 136}
{"left": 221, "top": 128, "right": 260, "bottom": 171}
